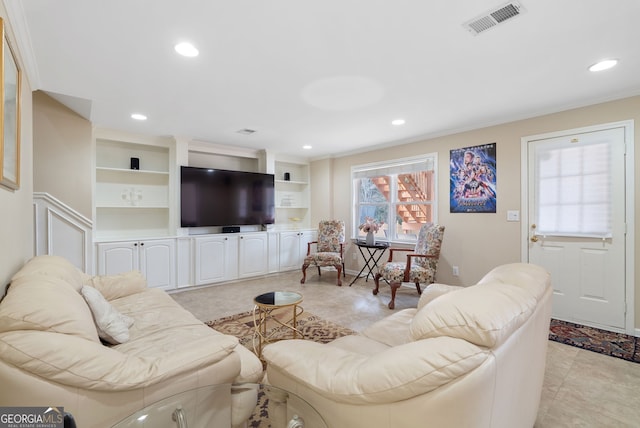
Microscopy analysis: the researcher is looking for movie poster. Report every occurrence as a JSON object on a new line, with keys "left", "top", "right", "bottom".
{"left": 450, "top": 143, "right": 497, "bottom": 213}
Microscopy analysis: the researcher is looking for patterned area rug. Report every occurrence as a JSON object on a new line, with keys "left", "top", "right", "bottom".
{"left": 206, "top": 309, "right": 356, "bottom": 358}
{"left": 549, "top": 319, "right": 640, "bottom": 363}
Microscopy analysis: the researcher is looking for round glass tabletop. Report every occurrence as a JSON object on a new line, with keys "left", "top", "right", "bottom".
{"left": 112, "top": 383, "right": 327, "bottom": 428}
{"left": 254, "top": 291, "right": 303, "bottom": 307}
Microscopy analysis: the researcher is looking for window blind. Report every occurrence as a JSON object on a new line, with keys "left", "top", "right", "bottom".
{"left": 535, "top": 139, "right": 612, "bottom": 238}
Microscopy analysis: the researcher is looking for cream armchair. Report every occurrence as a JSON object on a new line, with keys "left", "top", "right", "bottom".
{"left": 264, "top": 263, "right": 552, "bottom": 428}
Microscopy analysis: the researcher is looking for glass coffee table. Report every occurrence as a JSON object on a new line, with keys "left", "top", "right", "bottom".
{"left": 112, "top": 383, "right": 327, "bottom": 428}
{"left": 253, "top": 291, "right": 303, "bottom": 358}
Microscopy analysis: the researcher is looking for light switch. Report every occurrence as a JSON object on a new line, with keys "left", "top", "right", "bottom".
{"left": 507, "top": 210, "right": 520, "bottom": 222}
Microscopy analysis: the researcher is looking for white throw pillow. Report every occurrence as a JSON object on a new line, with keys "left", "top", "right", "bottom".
{"left": 81, "top": 285, "right": 134, "bottom": 344}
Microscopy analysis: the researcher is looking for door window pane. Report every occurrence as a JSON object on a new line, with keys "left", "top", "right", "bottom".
{"left": 535, "top": 140, "right": 611, "bottom": 237}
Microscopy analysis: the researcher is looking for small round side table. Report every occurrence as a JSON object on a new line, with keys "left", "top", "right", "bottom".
{"left": 252, "top": 291, "right": 303, "bottom": 358}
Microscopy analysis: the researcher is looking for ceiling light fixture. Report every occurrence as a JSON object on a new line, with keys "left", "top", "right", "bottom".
{"left": 392, "top": 119, "right": 406, "bottom": 126}
{"left": 303, "top": 145, "right": 312, "bottom": 150}
{"left": 131, "top": 113, "right": 147, "bottom": 121}
{"left": 588, "top": 59, "right": 618, "bottom": 72}
{"left": 174, "top": 42, "right": 199, "bottom": 57}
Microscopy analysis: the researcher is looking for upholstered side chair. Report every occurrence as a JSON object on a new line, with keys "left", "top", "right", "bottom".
{"left": 374, "top": 223, "right": 445, "bottom": 309}
{"left": 301, "top": 220, "right": 346, "bottom": 286}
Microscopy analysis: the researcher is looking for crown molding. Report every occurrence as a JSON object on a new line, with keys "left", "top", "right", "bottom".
{"left": 3, "top": 0, "right": 41, "bottom": 89}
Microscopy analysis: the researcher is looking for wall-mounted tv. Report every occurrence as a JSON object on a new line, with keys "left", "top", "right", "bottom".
{"left": 180, "top": 166, "right": 275, "bottom": 227}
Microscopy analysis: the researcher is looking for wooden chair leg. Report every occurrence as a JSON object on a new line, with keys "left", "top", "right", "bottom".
{"left": 317, "top": 266, "right": 321, "bottom": 276}
{"left": 300, "top": 264, "right": 308, "bottom": 284}
{"left": 415, "top": 282, "right": 422, "bottom": 295}
{"left": 335, "top": 264, "right": 343, "bottom": 286}
{"left": 373, "top": 273, "right": 382, "bottom": 295}
{"left": 388, "top": 281, "right": 401, "bottom": 309}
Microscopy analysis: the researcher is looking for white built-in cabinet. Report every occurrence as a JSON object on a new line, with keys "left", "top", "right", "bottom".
{"left": 279, "top": 230, "right": 316, "bottom": 271}
{"left": 238, "top": 233, "right": 269, "bottom": 278}
{"left": 96, "top": 239, "right": 176, "bottom": 289}
{"left": 193, "top": 235, "right": 238, "bottom": 285}
{"left": 192, "top": 232, "right": 269, "bottom": 285}
{"left": 92, "top": 130, "right": 313, "bottom": 288}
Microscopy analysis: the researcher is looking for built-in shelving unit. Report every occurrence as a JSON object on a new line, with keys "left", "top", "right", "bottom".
{"left": 94, "top": 134, "right": 173, "bottom": 241}
{"left": 274, "top": 160, "right": 310, "bottom": 229}
{"left": 89, "top": 134, "right": 315, "bottom": 288}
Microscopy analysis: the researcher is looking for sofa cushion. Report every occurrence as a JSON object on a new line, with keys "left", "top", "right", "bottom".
{"left": 81, "top": 286, "right": 134, "bottom": 344}
{"left": 410, "top": 281, "right": 537, "bottom": 348}
{"left": 0, "top": 276, "right": 100, "bottom": 343}
{"left": 10, "top": 255, "right": 89, "bottom": 293}
{"left": 0, "top": 328, "right": 239, "bottom": 391}
{"left": 417, "top": 283, "right": 464, "bottom": 310}
{"left": 84, "top": 270, "right": 147, "bottom": 301}
{"left": 476, "top": 262, "right": 550, "bottom": 302}
{"left": 263, "top": 336, "right": 489, "bottom": 404}
{"left": 361, "top": 308, "right": 416, "bottom": 347}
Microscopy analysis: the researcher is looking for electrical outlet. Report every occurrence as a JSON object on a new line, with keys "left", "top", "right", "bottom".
{"left": 453, "top": 266, "right": 459, "bottom": 276}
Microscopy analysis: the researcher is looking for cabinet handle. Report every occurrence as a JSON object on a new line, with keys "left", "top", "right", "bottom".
{"left": 134, "top": 243, "right": 138, "bottom": 246}
{"left": 140, "top": 242, "right": 144, "bottom": 246}
{"left": 225, "top": 237, "right": 228, "bottom": 240}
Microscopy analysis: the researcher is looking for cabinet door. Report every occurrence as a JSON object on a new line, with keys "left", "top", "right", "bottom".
{"left": 279, "top": 231, "right": 301, "bottom": 271}
{"left": 97, "top": 242, "right": 139, "bottom": 275}
{"left": 299, "top": 231, "right": 317, "bottom": 261}
{"left": 140, "top": 239, "right": 176, "bottom": 289}
{"left": 238, "top": 233, "right": 268, "bottom": 278}
{"left": 194, "top": 236, "right": 231, "bottom": 285}
{"left": 267, "top": 231, "right": 279, "bottom": 273}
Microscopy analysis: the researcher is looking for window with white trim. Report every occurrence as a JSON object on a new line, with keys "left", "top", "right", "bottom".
{"left": 352, "top": 154, "right": 437, "bottom": 242}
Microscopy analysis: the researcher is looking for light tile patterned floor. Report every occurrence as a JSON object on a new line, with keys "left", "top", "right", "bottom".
{"left": 170, "top": 270, "right": 640, "bottom": 427}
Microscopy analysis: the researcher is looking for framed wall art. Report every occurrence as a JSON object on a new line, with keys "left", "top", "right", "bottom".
{"left": 0, "top": 17, "right": 21, "bottom": 191}
{"left": 450, "top": 143, "right": 497, "bottom": 213}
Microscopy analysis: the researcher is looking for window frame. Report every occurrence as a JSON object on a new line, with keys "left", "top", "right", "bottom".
{"left": 351, "top": 153, "right": 438, "bottom": 243}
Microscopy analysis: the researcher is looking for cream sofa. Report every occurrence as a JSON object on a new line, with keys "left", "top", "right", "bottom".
{"left": 0, "top": 255, "right": 263, "bottom": 427}
{"left": 263, "top": 263, "right": 552, "bottom": 428}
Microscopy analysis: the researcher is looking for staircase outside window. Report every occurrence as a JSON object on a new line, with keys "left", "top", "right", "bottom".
{"left": 352, "top": 154, "right": 437, "bottom": 242}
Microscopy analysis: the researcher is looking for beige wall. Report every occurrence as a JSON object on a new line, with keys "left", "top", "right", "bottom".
{"left": 309, "top": 158, "right": 333, "bottom": 226}
{"left": 313, "top": 95, "right": 640, "bottom": 328}
{"left": 33, "top": 91, "right": 93, "bottom": 218}
{"left": 0, "top": 6, "right": 34, "bottom": 296}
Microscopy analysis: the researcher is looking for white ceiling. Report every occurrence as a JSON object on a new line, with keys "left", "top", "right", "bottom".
{"left": 7, "top": 0, "right": 640, "bottom": 159}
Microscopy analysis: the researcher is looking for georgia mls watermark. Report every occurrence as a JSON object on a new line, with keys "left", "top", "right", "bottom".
{"left": 0, "top": 407, "right": 64, "bottom": 428}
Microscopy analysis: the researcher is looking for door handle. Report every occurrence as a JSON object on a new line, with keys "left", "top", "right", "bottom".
{"left": 530, "top": 235, "right": 539, "bottom": 243}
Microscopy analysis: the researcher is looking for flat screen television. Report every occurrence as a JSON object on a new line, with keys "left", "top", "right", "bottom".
{"left": 180, "top": 166, "right": 275, "bottom": 227}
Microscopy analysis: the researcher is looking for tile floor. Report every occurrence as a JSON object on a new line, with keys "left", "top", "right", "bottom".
{"left": 170, "top": 270, "right": 640, "bottom": 427}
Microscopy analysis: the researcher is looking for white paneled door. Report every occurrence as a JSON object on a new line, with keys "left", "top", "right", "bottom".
{"left": 523, "top": 123, "right": 631, "bottom": 331}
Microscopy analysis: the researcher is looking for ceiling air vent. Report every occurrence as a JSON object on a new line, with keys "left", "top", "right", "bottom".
{"left": 463, "top": 2, "right": 525, "bottom": 35}
{"left": 236, "top": 128, "right": 257, "bottom": 135}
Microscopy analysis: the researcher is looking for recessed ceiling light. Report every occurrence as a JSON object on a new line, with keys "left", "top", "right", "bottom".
{"left": 131, "top": 113, "right": 147, "bottom": 121}
{"left": 175, "top": 42, "right": 199, "bottom": 57}
{"left": 588, "top": 59, "right": 618, "bottom": 72}
{"left": 303, "top": 145, "right": 312, "bottom": 150}
{"left": 392, "top": 119, "right": 406, "bottom": 126}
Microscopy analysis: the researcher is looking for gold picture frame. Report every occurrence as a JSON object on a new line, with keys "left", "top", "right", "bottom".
{"left": 0, "top": 17, "right": 21, "bottom": 190}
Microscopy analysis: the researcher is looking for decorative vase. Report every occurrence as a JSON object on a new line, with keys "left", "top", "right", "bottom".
{"left": 366, "top": 231, "right": 375, "bottom": 245}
